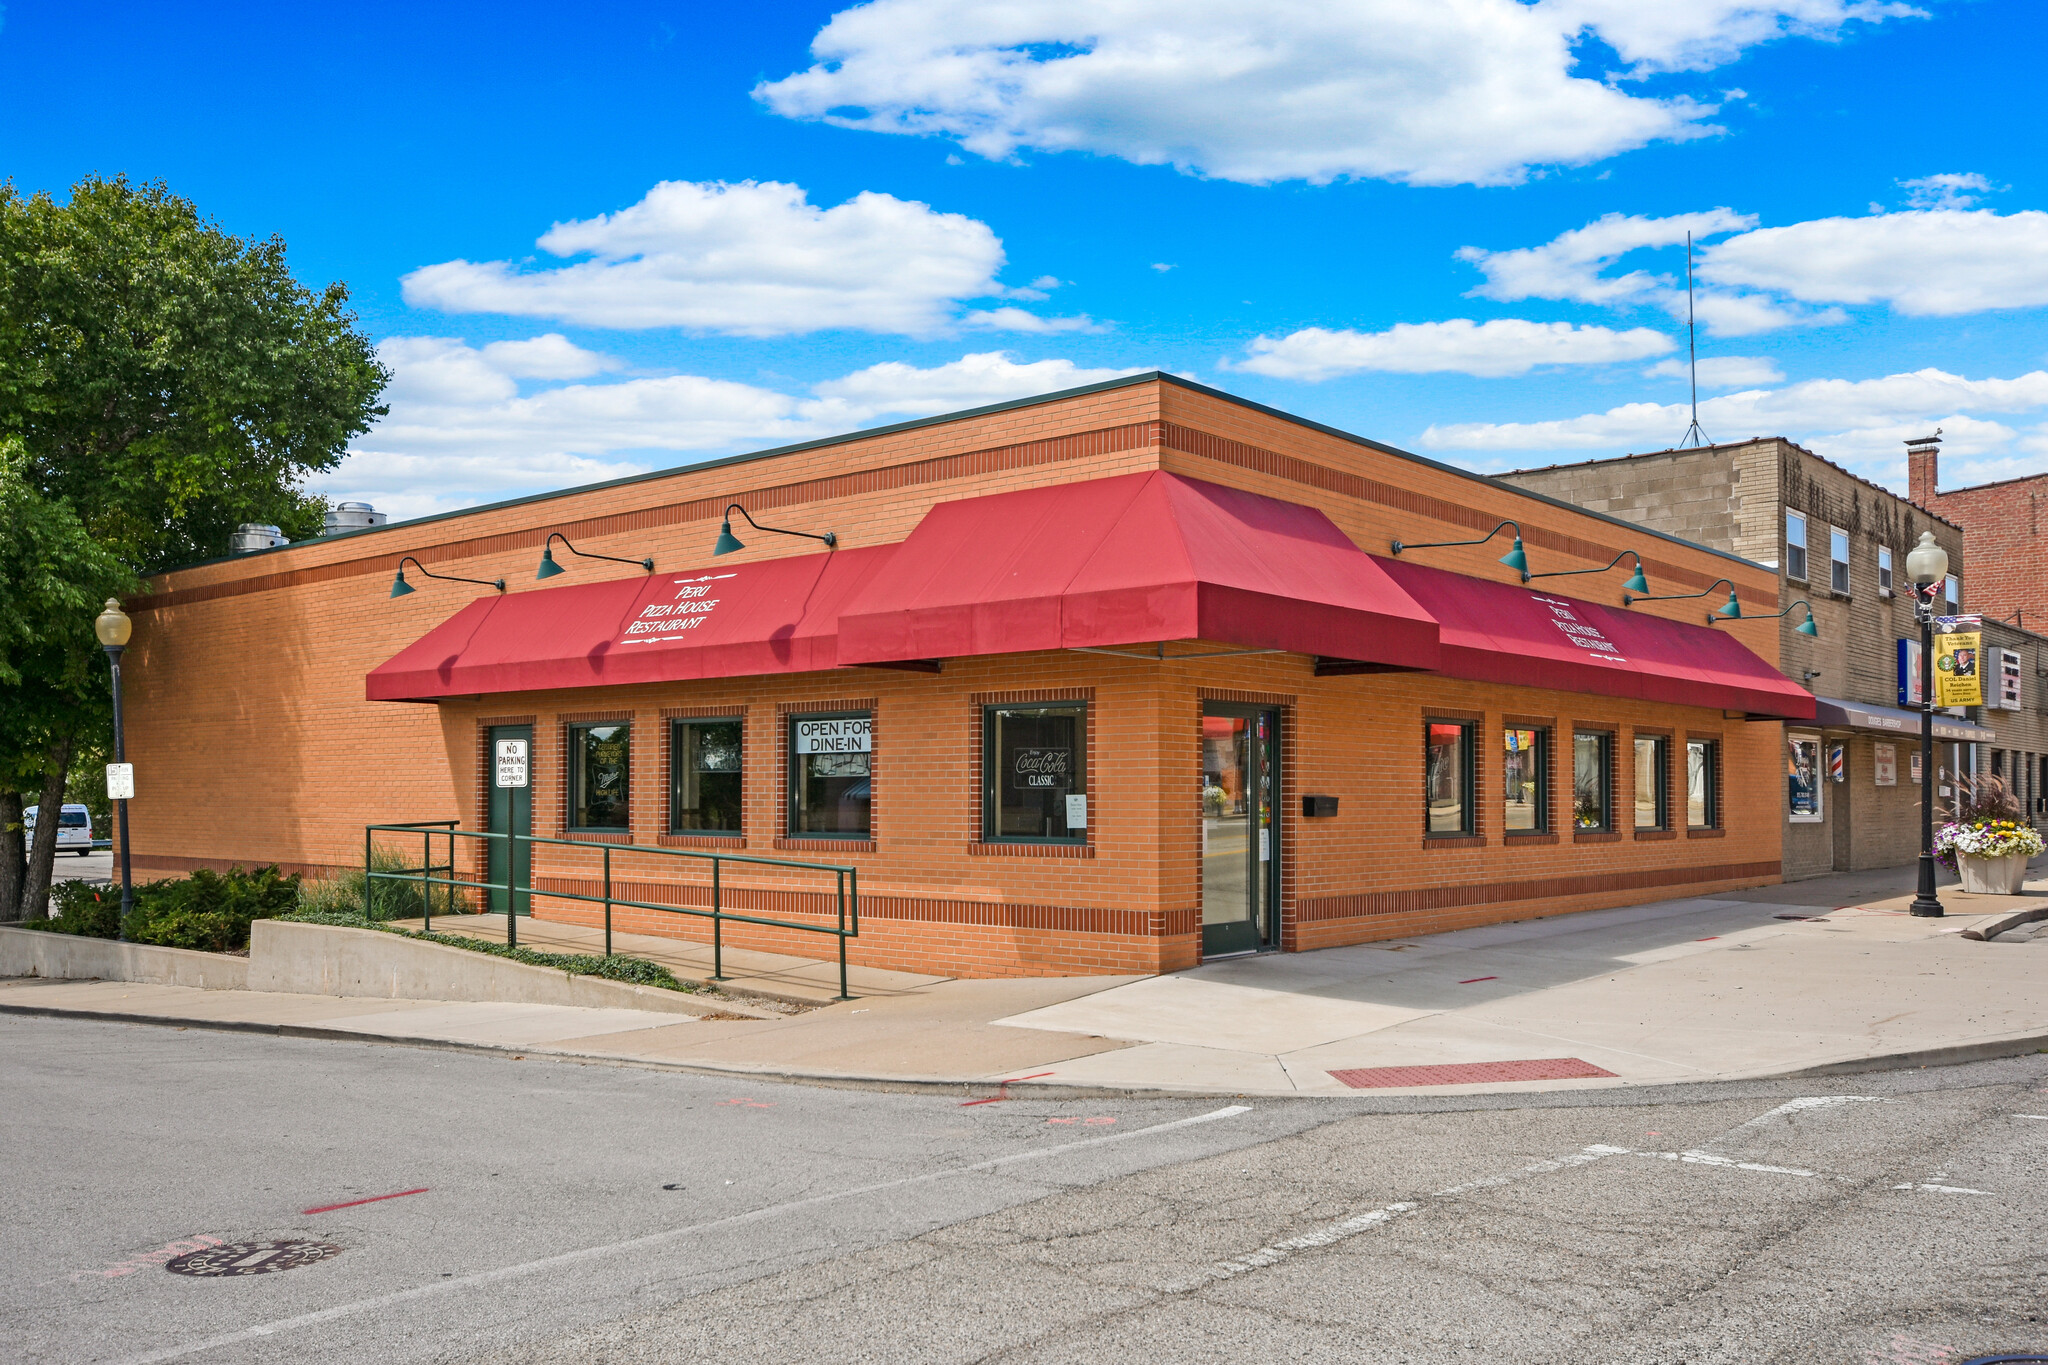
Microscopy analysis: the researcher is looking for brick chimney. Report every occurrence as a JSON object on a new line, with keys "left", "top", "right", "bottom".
{"left": 1907, "top": 431, "right": 1942, "bottom": 507}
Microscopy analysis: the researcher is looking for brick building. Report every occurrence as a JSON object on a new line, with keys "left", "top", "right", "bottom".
{"left": 1910, "top": 432, "right": 2048, "bottom": 629}
{"left": 1502, "top": 438, "right": 1989, "bottom": 880}
{"left": 1973, "top": 617, "right": 2048, "bottom": 825}
{"left": 122, "top": 375, "right": 1809, "bottom": 979}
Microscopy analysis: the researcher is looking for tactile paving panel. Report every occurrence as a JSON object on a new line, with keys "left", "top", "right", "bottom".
{"left": 1328, "top": 1058, "right": 1617, "bottom": 1089}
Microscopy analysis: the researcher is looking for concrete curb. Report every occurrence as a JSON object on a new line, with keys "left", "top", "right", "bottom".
{"left": 1961, "top": 906, "right": 2048, "bottom": 941}
{"left": 9, "top": 996, "right": 2048, "bottom": 1101}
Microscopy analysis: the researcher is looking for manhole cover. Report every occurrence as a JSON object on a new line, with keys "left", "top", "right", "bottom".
{"left": 165, "top": 1240, "right": 342, "bottom": 1277}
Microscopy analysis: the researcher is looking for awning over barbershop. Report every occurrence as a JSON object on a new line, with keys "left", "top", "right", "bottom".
{"left": 1366, "top": 557, "right": 1817, "bottom": 721}
{"left": 365, "top": 545, "right": 894, "bottom": 702}
{"left": 834, "top": 471, "right": 1441, "bottom": 670}
{"left": 1810, "top": 694, "right": 1995, "bottom": 743}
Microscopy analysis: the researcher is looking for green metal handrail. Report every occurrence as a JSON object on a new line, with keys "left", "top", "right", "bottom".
{"left": 362, "top": 820, "right": 860, "bottom": 999}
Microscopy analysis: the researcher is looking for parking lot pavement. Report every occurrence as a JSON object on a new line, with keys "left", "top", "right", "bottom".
{"left": 7, "top": 1013, "right": 2048, "bottom": 1365}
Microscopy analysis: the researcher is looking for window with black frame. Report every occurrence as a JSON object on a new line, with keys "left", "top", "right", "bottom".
{"left": 569, "top": 722, "right": 630, "bottom": 830}
{"left": 1686, "top": 739, "right": 1718, "bottom": 829}
{"left": 670, "top": 718, "right": 742, "bottom": 835}
{"left": 788, "top": 713, "right": 872, "bottom": 838}
{"left": 1573, "top": 730, "right": 1612, "bottom": 830}
{"left": 1426, "top": 720, "right": 1473, "bottom": 836}
{"left": 984, "top": 703, "right": 1087, "bottom": 842}
{"left": 1504, "top": 727, "right": 1548, "bottom": 832}
{"left": 1634, "top": 735, "right": 1669, "bottom": 830}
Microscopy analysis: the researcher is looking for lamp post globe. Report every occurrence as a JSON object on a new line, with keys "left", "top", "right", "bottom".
{"left": 1905, "top": 531, "right": 1949, "bottom": 588}
{"left": 95, "top": 599, "right": 131, "bottom": 648}
{"left": 1905, "top": 531, "right": 1947, "bottom": 918}
{"left": 95, "top": 598, "right": 136, "bottom": 938}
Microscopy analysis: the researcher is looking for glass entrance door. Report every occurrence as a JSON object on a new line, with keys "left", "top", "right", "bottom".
{"left": 1201, "top": 705, "right": 1279, "bottom": 956}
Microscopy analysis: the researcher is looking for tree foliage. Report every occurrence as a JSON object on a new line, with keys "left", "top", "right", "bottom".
{"left": 0, "top": 176, "right": 387, "bottom": 918}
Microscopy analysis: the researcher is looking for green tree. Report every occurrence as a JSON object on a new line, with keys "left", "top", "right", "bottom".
{"left": 0, "top": 177, "right": 388, "bottom": 919}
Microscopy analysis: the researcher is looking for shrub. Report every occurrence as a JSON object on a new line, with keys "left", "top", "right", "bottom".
{"left": 45, "top": 881, "right": 123, "bottom": 938}
{"left": 34, "top": 865, "right": 300, "bottom": 951}
{"left": 295, "top": 846, "right": 478, "bottom": 923}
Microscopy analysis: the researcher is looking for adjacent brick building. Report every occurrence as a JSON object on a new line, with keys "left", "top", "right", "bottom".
{"left": 1502, "top": 438, "right": 1988, "bottom": 880}
{"left": 1910, "top": 432, "right": 2048, "bottom": 629}
{"left": 122, "top": 375, "right": 1808, "bottom": 979}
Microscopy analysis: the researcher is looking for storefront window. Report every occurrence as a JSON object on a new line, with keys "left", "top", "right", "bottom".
{"left": 1787, "top": 734, "right": 1822, "bottom": 822}
{"left": 569, "top": 722, "right": 630, "bottom": 830}
{"left": 1573, "top": 730, "right": 1612, "bottom": 830}
{"left": 1426, "top": 721, "right": 1473, "bottom": 836}
{"left": 669, "top": 718, "right": 742, "bottom": 835}
{"left": 1504, "top": 727, "right": 1547, "bottom": 832}
{"left": 1634, "top": 736, "right": 1669, "bottom": 830}
{"left": 984, "top": 704, "right": 1087, "bottom": 841}
{"left": 789, "top": 713, "right": 872, "bottom": 838}
{"left": 1687, "top": 740, "right": 1718, "bottom": 828}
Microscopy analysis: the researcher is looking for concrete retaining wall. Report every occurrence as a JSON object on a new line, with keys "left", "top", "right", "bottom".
{"left": 245, "top": 920, "right": 715, "bottom": 1016}
{"left": 0, "top": 924, "right": 251, "bottom": 990}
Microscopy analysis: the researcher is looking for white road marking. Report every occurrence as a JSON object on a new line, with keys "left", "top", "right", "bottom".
{"left": 112, "top": 1105, "right": 1253, "bottom": 1365}
{"left": 2013, "top": 1114, "right": 2048, "bottom": 1120}
{"left": 1893, "top": 1182, "right": 1992, "bottom": 1195}
{"left": 1633, "top": 1149, "right": 1818, "bottom": 1177}
{"left": 1721, "top": 1095, "right": 1884, "bottom": 1138}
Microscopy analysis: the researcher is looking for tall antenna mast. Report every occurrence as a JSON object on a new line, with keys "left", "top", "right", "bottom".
{"left": 1680, "top": 230, "right": 1708, "bottom": 448}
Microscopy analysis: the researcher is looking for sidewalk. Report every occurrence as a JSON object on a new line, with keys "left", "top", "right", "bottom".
{"left": 7, "top": 865, "right": 2048, "bottom": 1097}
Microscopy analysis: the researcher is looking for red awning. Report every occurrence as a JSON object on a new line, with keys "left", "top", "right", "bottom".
{"left": 1370, "top": 556, "right": 1816, "bottom": 720}
{"left": 835, "top": 471, "right": 1440, "bottom": 670}
{"left": 366, "top": 546, "right": 894, "bottom": 701}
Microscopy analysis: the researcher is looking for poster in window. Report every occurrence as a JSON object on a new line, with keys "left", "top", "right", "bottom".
{"left": 1787, "top": 736, "right": 1822, "bottom": 821}
{"left": 1874, "top": 743, "right": 1896, "bottom": 787}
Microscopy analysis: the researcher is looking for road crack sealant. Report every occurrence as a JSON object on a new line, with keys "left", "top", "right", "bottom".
{"left": 108, "top": 1104, "right": 1254, "bottom": 1365}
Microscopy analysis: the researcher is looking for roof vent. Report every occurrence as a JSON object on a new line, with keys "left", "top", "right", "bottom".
{"left": 229, "top": 524, "right": 289, "bottom": 554}
{"left": 322, "top": 501, "right": 388, "bottom": 535}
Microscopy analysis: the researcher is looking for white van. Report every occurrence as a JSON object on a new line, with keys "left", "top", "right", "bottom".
{"left": 23, "top": 804, "right": 94, "bottom": 856}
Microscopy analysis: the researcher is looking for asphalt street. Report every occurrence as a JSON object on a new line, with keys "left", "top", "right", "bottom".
{"left": 5, "top": 1015, "right": 2047, "bottom": 1365}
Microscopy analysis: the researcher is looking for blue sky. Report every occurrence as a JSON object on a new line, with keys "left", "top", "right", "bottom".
{"left": 5, "top": 0, "right": 2045, "bottom": 519}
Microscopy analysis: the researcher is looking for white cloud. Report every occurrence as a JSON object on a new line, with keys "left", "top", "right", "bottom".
{"left": 1699, "top": 208, "right": 2048, "bottom": 316}
{"left": 1900, "top": 171, "right": 1996, "bottom": 210}
{"left": 400, "top": 179, "right": 1078, "bottom": 337}
{"left": 960, "top": 306, "right": 1103, "bottom": 333}
{"left": 1234, "top": 318, "right": 1673, "bottom": 381}
{"left": 808, "top": 352, "right": 1145, "bottom": 425}
{"left": 315, "top": 342, "right": 1140, "bottom": 518}
{"left": 755, "top": 1, "right": 1919, "bottom": 187}
{"left": 478, "top": 334, "right": 622, "bottom": 379}
{"left": 1418, "top": 366, "right": 2048, "bottom": 491}
{"left": 1645, "top": 354, "right": 1784, "bottom": 387}
{"left": 1544, "top": 1, "right": 1920, "bottom": 74}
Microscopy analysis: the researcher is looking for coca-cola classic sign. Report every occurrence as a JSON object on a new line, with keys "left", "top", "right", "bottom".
{"left": 1012, "top": 747, "right": 1072, "bottom": 789}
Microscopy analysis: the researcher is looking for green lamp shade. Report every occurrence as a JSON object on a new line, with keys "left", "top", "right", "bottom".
{"left": 1714, "top": 589, "right": 1742, "bottom": 619}
{"left": 1623, "top": 564, "right": 1650, "bottom": 595}
{"left": 389, "top": 568, "right": 414, "bottom": 598}
{"left": 536, "top": 547, "right": 565, "bottom": 579}
{"left": 1796, "top": 611, "right": 1819, "bottom": 637}
{"left": 1498, "top": 537, "right": 1529, "bottom": 575}
{"left": 712, "top": 521, "right": 745, "bottom": 556}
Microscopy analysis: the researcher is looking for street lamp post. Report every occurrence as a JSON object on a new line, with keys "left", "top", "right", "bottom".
{"left": 1906, "top": 532, "right": 1949, "bottom": 918}
{"left": 94, "top": 599, "right": 134, "bottom": 939}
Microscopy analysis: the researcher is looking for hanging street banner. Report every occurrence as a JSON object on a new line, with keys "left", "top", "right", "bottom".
{"left": 1933, "top": 627, "right": 1983, "bottom": 707}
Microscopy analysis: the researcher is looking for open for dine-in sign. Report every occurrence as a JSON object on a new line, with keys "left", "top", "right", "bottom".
{"left": 793, "top": 717, "right": 872, "bottom": 754}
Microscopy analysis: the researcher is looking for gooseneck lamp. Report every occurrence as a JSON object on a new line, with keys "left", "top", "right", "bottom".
{"left": 389, "top": 556, "right": 505, "bottom": 598}
{"left": 1525, "top": 549, "right": 1651, "bottom": 596}
{"left": 1906, "top": 530, "right": 1951, "bottom": 918}
{"left": 1624, "top": 576, "right": 1745, "bottom": 619}
{"left": 1715, "top": 598, "right": 1818, "bottom": 635}
{"left": 711, "top": 503, "right": 838, "bottom": 557}
{"left": 1390, "top": 520, "right": 1530, "bottom": 580}
{"left": 535, "top": 532, "right": 653, "bottom": 580}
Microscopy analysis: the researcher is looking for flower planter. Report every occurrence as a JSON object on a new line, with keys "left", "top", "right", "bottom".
{"left": 1959, "top": 851, "right": 2030, "bottom": 895}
